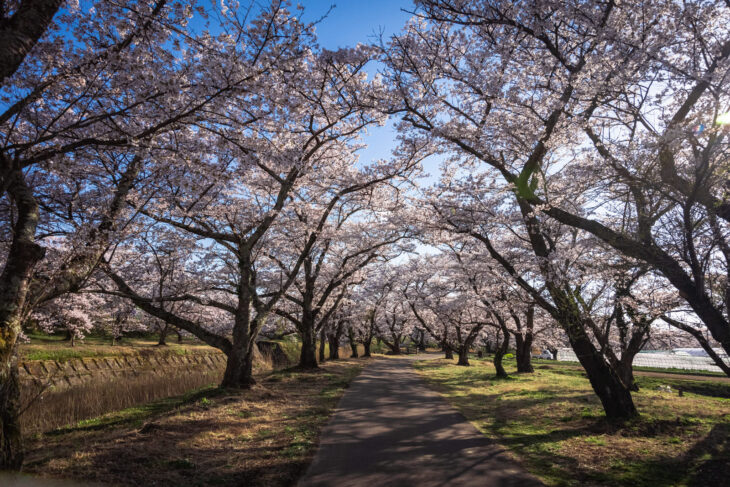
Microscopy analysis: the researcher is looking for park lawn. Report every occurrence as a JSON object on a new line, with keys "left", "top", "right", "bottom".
{"left": 19, "top": 333, "right": 212, "bottom": 362}
{"left": 23, "top": 359, "right": 364, "bottom": 487}
{"left": 414, "top": 358, "right": 730, "bottom": 487}
{"left": 18, "top": 332, "right": 362, "bottom": 365}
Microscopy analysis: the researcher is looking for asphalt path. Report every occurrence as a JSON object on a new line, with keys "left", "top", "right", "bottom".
{"left": 298, "top": 355, "right": 543, "bottom": 487}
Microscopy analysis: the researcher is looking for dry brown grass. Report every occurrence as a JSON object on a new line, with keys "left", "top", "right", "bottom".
{"left": 19, "top": 346, "right": 282, "bottom": 435}
{"left": 23, "top": 359, "right": 365, "bottom": 487}
{"left": 20, "top": 366, "right": 226, "bottom": 435}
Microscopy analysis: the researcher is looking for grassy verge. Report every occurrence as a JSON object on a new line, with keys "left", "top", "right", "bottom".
{"left": 631, "top": 365, "right": 726, "bottom": 378}
{"left": 270, "top": 340, "right": 376, "bottom": 364}
{"left": 24, "top": 359, "right": 364, "bottom": 487}
{"left": 414, "top": 357, "right": 729, "bottom": 487}
{"left": 273, "top": 340, "right": 303, "bottom": 364}
{"left": 20, "top": 333, "right": 211, "bottom": 363}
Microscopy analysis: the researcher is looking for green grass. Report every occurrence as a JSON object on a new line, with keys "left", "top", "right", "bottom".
{"left": 20, "top": 332, "right": 210, "bottom": 363}
{"left": 631, "top": 365, "right": 726, "bottom": 378}
{"left": 415, "top": 357, "right": 730, "bottom": 487}
{"left": 274, "top": 340, "right": 302, "bottom": 364}
{"left": 22, "top": 347, "right": 110, "bottom": 362}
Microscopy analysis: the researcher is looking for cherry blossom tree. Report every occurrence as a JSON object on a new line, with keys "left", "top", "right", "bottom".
{"left": 99, "top": 295, "right": 143, "bottom": 346}
{"left": 381, "top": 0, "right": 711, "bottom": 418}
{"left": 394, "top": 0, "right": 730, "bottom": 372}
{"left": 1, "top": 0, "right": 334, "bottom": 467}
{"left": 273, "top": 187, "right": 414, "bottom": 368}
{"left": 0, "top": 0, "right": 214, "bottom": 467}
{"left": 31, "top": 293, "right": 98, "bottom": 346}
{"left": 362, "top": 264, "right": 417, "bottom": 355}
{"left": 450, "top": 243, "right": 548, "bottom": 373}
{"left": 102, "top": 30, "right": 420, "bottom": 388}
{"left": 378, "top": 299, "right": 413, "bottom": 355}
{"left": 404, "top": 254, "right": 486, "bottom": 366}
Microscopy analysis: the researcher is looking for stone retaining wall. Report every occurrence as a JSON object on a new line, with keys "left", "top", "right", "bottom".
{"left": 20, "top": 340, "right": 296, "bottom": 391}
{"left": 19, "top": 351, "right": 227, "bottom": 391}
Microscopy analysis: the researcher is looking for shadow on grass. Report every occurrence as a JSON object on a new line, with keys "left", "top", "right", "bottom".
{"left": 684, "top": 422, "right": 730, "bottom": 486}
{"left": 482, "top": 400, "right": 727, "bottom": 486}
{"left": 636, "top": 376, "right": 730, "bottom": 399}
{"left": 489, "top": 374, "right": 519, "bottom": 381}
{"left": 420, "top": 360, "right": 730, "bottom": 487}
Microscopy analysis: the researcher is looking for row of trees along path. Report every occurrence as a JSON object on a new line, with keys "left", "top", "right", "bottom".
{"left": 2, "top": 0, "right": 730, "bottom": 475}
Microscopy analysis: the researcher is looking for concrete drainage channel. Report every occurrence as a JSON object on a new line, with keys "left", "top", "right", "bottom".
{"left": 19, "top": 351, "right": 228, "bottom": 391}
{"left": 18, "top": 341, "right": 295, "bottom": 435}
{"left": 19, "top": 341, "right": 293, "bottom": 391}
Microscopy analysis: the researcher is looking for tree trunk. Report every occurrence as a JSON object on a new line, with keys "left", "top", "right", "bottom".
{"left": 176, "top": 329, "right": 183, "bottom": 343}
{"left": 494, "top": 351, "right": 508, "bottom": 378}
{"left": 220, "top": 300, "right": 257, "bottom": 389}
{"left": 328, "top": 334, "right": 339, "bottom": 360}
{"left": 569, "top": 334, "right": 637, "bottom": 419}
{"left": 515, "top": 332, "right": 534, "bottom": 373}
{"left": 363, "top": 337, "right": 372, "bottom": 357}
{"left": 444, "top": 345, "right": 453, "bottom": 360}
{"left": 0, "top": 169, "right": 45, "bottom": 470}
{"left": 617, "top": 355, "right": 639, "bottom": 392}
{"left": 157, "top": 324, "right": 169, "bottom": 346}
{"left": 318, "top": 327, "right": 326, "bottom": 363}
{"left": 299, "top": 325, "right": 318, "bottom": 369}
{"left": 221, "top": 347, "right": 256, "bottom": 388}
{"left": 494, "top": 326, "right": 510, "bottom": 378}
{"left": 327, "top": 321, "right": 346, "bottom": 360}
{"left": 457, "top": 347, "right": 470, "bottom": 366}
{"left": 348, "top": 329, "right": 359, "bottom": 358}
{"left": 442, "top": 337, "right": 453, "bottom": 359}
{"left": 494, "top": 352, "right": 507, "bottom": 378}
{"left": 0, "top": 351, "right": 23, "bottom": 470}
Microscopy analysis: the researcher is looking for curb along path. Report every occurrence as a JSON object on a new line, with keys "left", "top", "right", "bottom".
{"left": 299, "top": 356, "right": 543, "bottom": 487}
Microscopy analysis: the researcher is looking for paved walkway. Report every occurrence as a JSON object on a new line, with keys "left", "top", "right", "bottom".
{"left": 299, "top": 355, "right": 543, "bottom": 487}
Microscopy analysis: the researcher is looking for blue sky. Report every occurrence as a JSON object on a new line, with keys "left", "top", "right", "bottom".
{"left": 299, "top": 1, "right": 441, "bottom": 185}
{"left": 301, "top": 1, "right": 440, "bottom": 257}
{"left": 197, "top": 2, "right": 439, "bottom": 185}
{"left": 302, "top": 1, "right": 413, "bottom": 50}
